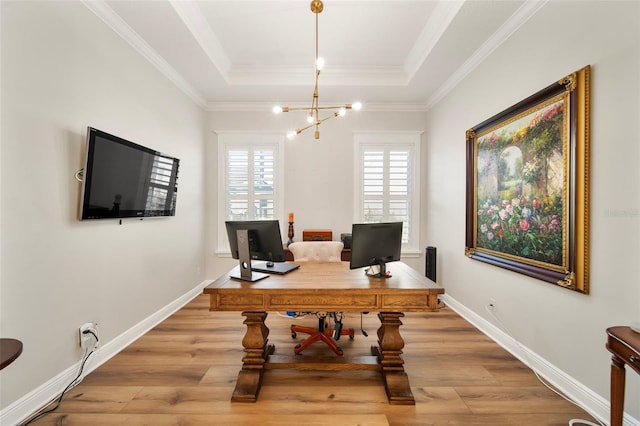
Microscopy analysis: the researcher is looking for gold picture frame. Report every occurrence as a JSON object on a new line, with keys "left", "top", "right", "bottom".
{"left": 465, "top": 66, "right": 590, "bottom": 293}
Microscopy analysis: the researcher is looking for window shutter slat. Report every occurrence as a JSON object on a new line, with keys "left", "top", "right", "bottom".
{"left": 224, "top": 146, "right": 277, "bottom": 221}
{"left": 253, "top": 150, "right": 274, "bottom": 196}
{"left": 361, "top": 146, "right": 412, "bottom": 243}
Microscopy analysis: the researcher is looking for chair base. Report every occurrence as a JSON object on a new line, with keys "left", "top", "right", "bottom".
{"left": 291, "top": 318, "right": 355, "bottom": 356}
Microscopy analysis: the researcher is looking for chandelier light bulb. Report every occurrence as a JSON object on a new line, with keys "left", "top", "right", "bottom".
{"left": 286, "top": 130, "right": 298, "bottom": 140}
{"left": 272, "top": 1, "right": 362, "bottom": 140}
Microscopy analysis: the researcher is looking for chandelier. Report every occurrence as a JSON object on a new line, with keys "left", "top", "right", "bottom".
{"left": 273, "top": 0, "right": 362, "bottom": 140}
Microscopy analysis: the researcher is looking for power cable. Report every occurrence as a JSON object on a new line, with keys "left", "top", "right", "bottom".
{"left": 21, "top": 334, "right": 98, "bottom": 425}
{"left": 485, "top": 305, "right": 604, "bottom": 426}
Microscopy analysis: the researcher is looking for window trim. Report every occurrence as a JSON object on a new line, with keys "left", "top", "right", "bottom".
{"left": 216, "top": 131, "right": 285, "bottom": 256}
{"left": 353, "top": 131, "right": 422, "bottom": 256}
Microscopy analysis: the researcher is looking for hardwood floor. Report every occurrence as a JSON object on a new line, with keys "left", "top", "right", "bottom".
{"left": 28, "top": 295, "right": 597, "bottom": 425}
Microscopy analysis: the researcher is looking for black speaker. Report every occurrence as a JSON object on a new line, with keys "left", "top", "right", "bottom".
{"left": 425, "top": 246, "right": 436, "bottom": 282}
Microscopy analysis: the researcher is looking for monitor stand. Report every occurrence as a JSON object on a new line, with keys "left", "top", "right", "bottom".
{"left": 366, "top": 258, "right": 392, "bottom": 278}
{"left": 229, "top": 229, "right": 269, "bottom": 282}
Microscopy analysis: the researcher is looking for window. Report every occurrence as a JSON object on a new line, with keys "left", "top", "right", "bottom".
{"left": 226, "top": 148, "right": 275, "bottom": 220}
{"left": 145, "top": 154, "right": 178, "bottom": 212}
{"left": 217, "top": 132, "right": 284, "bottom": 254}
{"left": 354, "top": 131, "right": 422, "bottom": 255}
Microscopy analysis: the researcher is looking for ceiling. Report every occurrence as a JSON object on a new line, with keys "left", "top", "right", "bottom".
{"left": 84, "top": 0, "right": 545, "bottom": 111}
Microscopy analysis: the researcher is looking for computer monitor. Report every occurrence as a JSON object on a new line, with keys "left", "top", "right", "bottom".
{"left": 225, "top": 220, "right": 293, "bottom": 281}
{"left": 349, "top": 222, "right": 403, "bottom": 278}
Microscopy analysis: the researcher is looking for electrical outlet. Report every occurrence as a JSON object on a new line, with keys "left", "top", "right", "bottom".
{"left": 79, "top": 322, "right": 99, "bottom": 350}
{"left": 488, "top": 298, "right": 497, "bottom": 311}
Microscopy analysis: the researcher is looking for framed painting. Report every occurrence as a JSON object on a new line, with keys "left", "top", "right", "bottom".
{"left": 465, "top": 66, "right": 590, "bottom": 293}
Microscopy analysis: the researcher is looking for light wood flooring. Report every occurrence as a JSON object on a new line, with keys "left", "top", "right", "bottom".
{"left": 28, "top": 295, "right": 598, "bottom": 425}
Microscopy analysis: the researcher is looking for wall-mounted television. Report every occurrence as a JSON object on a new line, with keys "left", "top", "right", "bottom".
{"left": 79, "top": 127, "right": 180, "bottom": 220}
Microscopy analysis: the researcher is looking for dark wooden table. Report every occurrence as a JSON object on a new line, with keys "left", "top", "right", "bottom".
{"left": 204, "top": 261, "right": 444, "bottom": 405}
{"left": 0, "top": 338, "right": 23, "bottom": 370}
{"left": 605, "top": 326, "right": 640, "bottom": 426}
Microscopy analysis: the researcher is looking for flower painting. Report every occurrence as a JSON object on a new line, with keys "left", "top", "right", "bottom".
{"left": 476, "top": 99, "right": 565, "bottom": 266}
{"left": 465, "top": 66, "right": 590, "bottom": 293}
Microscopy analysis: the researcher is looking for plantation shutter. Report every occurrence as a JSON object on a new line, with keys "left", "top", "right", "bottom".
{"left": 362, "top": 148, "right": 411, "bottom": 243}
{"left": 225, "top": 147, "right": 276, "bottom": 221}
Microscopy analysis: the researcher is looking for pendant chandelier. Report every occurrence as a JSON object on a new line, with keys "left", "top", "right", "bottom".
{"left": 273, "top": 0, "right": 362, "bottom": 140}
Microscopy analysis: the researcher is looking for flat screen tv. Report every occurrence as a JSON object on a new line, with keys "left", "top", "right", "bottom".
{"left": 350, "top": 222, "right": 403, "bottom": 278}
{"left": 79, "top": 127, "right": 179, "bottom": 220}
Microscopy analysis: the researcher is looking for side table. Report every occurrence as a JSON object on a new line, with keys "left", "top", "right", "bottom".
{"left": 0, "top": 338, "right": 23, "bottom": 370}
{"left": 606, "top": 326, "right": 640, "bottom": 426}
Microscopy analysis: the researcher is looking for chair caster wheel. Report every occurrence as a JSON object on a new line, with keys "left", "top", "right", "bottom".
{"left": 348, "top": 327, "right": 355, "bottom": 340}
{"left": 291, "top": 332, "right": 297, "bottom": 338}
{"left": 336, "top": 347, "right": 343, "bottom": 356}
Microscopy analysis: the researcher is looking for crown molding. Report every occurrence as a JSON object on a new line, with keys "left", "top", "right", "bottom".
{"left": 82, "top": 0, "right": 548, "bottom": 115}
{"left": 424, "top": 0, "right": 549, "bottom": 111}
{"left": 227, "top": 65, "right": 408, "bottom": 86}
{"left": 404, "top": 0, "right": 465, "bottom": 80}
{"left": 205, "top": 101, "right": 428, "bottom": 113}
{"left": 168, "top": 0, "right": 231, "bottom": 77}
{"left": 80, "top": 0, "right": 207, "bottom": 108}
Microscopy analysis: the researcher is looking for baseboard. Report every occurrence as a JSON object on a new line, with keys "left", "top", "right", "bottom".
{"left": 0, "top": 280, "right": 212, "bottom": 426}
{"left": 442, "top": 294, "right": 640, "bottom": 426}
{"left": 5, "top": 288, "right": 637, "bottom": 426}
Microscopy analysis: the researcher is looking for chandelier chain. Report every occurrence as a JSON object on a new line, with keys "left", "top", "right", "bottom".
{"left": 272, "top": 0, "right": 361, "bottom": 140}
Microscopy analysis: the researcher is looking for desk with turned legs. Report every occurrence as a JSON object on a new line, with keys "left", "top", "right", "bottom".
{"left": 203, "top": 261, "right": 444, "bottom": 405}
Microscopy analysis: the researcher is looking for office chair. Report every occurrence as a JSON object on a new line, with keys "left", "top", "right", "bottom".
{"left": 287, "top": 241, "right": 355, "bottom": 356}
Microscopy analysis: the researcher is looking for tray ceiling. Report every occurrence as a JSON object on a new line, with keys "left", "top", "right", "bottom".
{"left": 84, "top": 0, "right": 544, "bottom": 110}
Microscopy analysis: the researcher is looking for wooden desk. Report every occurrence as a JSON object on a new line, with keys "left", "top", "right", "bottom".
{"left": 204, "top": 261, "right": 444, "bottom": 405}
{"left": 606, "top": 326, "right": 640, "bottom": 426}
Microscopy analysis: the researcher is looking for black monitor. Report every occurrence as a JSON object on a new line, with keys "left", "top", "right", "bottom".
{"left": 225, "top": 220, "right": 290, "bottom": 281}
{"left": 349, "top": 222, "right": 403, "bottom": 278}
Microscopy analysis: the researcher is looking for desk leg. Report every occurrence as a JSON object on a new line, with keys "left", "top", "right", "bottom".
{"left": 610, "top": 354, "right": 626, "bottom": 426}
{"left": 372, "top": 312, "right": 415, "bottom": 405}
{"left": 231, "top": 311, "right": 273, "bottom": 402}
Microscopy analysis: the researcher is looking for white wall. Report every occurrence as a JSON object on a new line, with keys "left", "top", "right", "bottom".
{"left": 423, "top": 0, "right": 640, "bottom": 421}
{"left": 0, "top": 0, "right": 206, "bottom": 414}
{"left": 204, "top": 110, "right": 429, "bottom": 279}
{"left": 3, "top": 0, "right": 639, "bottom": 423}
